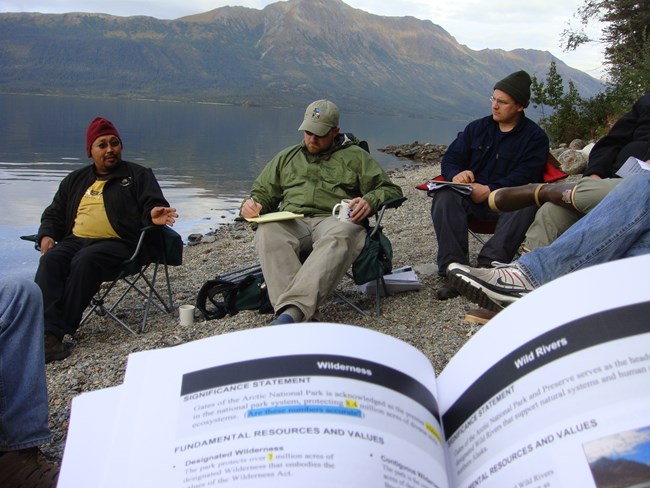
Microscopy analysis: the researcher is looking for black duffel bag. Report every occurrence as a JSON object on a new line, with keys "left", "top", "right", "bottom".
{"left": 196, "top": 265, "right": 273, "bottom": 320}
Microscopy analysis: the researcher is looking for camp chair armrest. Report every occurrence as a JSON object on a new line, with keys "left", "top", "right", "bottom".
{"left": 20, "top": 233, "right": 41, "bottom": 250}
{"left": 126, "top": 225, "right": 180, "bottom": 264}
{"left": 369, "top": 197, "right": 407, "bottom": 238}
{"left": 123, "top": 227, "right": 155, "bottom": 264}
{"left": 379, "top": 197, "right": 407, "bottom": 210}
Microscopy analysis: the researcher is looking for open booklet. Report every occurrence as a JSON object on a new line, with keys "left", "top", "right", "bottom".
{"left": 59, "top": 254, "right": 650, "bottom": 487}
{"left": 616, "top": 156, "right": 650, "bottom": 177}
{"left": 417, "top": 180, "right": 474, "bottom": 195}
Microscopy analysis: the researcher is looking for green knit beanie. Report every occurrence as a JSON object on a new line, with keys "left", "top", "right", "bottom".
{"left": 494, "top": 70, "right": 532, "bottom": 108}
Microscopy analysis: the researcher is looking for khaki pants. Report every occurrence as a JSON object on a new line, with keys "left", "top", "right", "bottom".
{"left": 524, "top": 178, "right": 622, "bottom": 250}
{"left": 254, "top": 216, "right": 366, "bottom": 319}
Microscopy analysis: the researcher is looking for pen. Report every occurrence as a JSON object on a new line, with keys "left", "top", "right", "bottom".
{"left": 250, "top": 195, "right": 260, "bottom": 217}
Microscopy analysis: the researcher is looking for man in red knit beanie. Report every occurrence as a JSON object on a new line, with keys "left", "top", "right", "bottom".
{"left": 35, "top": 116, "right": 178, "bottom": 362}
{"left": 85, "top": 116, "right": 123, "bottom": 157}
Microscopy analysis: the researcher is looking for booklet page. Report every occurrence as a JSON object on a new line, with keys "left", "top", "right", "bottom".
{"left": 58, "top": 386, "right": 123, "bottom": 487}
{"left": 99, "top": 323, "right": 449, "bottom": 487}
{"left": 615, "top": 156, "right": 650, "bottom": 177}
{"left": 437, "top": 255, "right": 650, "bottom": 487}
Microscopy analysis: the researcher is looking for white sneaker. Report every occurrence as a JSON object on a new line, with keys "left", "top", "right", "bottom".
{"left": 447, "top": 262, "right": 535, "bottom": 310}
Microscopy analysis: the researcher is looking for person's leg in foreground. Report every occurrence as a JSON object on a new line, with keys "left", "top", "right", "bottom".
{"left": 447, "top": 173, "right": 650, "bottom": 310}
{"left": 0, "top": 278, "right": 59, "bottom": 487}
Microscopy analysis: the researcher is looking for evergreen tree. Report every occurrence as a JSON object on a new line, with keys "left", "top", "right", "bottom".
{"left": 532, "top": 62, "right": 589, "bottom": 144}
{"left": 561, "top": 0, "right": 650, "bottom": 98}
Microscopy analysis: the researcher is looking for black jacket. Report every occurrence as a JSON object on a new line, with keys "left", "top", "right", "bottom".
{"left": 38, "top": 160, "right": 169, "bottom": 244}
{"left": 585, "top": 93, "right": 650, "bottom": 178}
{"left": 441, "top": 114, "right": 549, "bottom": 191}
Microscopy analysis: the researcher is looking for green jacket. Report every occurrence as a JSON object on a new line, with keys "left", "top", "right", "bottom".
{"left": 250, "top": 134, "right": 403, "bottom": 216}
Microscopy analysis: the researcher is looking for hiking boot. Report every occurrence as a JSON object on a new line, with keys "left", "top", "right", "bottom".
{"left": 0, "top": 448, "right": 60, "bottom": 488}
{"left": 436, "top": 279, "right": 459, "bottom": 300}
{"left": 447, "top": 262, "right": 535, "bottom": 311}
{"left": 44, "top": 333, "right": 70, "bottom": 363}
{"left": 464, "top": 308, "right": 498, "bottom": 325}
{"left": 488, "top": 182, "right": 578, "bottom": 213}
{"left": 488, "top": 183, "right": 545, "bottom": 212}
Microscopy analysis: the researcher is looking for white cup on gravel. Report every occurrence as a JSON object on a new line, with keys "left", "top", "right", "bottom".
{"left": 179, "top": 304, "right": 195, "bottom": 326}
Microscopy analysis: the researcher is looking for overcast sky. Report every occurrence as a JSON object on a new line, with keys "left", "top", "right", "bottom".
{"left": 0, "top": 0, "right": 606, "bottom": 79}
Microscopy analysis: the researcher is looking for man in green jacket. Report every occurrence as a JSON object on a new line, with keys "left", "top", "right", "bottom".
{"left": 241, "top": 100, "right": 403, "bottom": 325}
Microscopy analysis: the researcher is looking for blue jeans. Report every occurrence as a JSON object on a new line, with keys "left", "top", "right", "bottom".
{"left": 0, "top": 278, "right": 51, "bottom": 451}
{"left": 519, "top": 173, "right": 650, "bottom": 286}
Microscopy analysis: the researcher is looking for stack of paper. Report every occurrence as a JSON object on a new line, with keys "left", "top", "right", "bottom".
{"left": 358, "top": 265, "right": 421, "bottom": 296}
{"left": 244, "top": 211, "right": 304, "bottom": 223}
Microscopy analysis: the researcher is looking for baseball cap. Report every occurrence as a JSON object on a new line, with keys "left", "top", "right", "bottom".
{"left": 298, "top": 100, "right": 340, "bottom": 136}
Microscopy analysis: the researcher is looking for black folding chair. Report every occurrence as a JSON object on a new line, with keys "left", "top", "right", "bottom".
{"left": 22, "top": 225, "right": 183, "bottom": 334}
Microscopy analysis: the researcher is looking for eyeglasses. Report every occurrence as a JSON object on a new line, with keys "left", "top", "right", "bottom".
{"left": 490, "top": 95, "right": 511, "bottom": 107}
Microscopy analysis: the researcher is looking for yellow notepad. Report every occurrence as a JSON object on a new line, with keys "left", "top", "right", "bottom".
{"left": 245, "top": 211, "right": 305, "bottom": 223}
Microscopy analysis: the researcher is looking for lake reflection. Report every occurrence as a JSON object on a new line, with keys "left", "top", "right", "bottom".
{"left": 1, "top": 94, "right": 464, "bottom": 278}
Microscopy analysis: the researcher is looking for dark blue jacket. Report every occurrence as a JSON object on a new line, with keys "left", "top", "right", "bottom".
{"left": 38, "top": 160, "right": 169, "bottom": 244}
{"left": 441, "top": 114, "right": 549, "bottom": 191}
{"left": 585, "top": 93, "right": 650, "bottom": 178}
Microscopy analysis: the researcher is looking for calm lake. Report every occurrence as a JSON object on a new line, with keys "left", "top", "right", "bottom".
{"left": 0, "top": 94, "right": 465, "bottom": 278}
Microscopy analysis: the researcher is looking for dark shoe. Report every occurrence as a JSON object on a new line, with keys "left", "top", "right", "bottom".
{"left": 269, "top": 313, "right": 296, "bottom": 325}
{"left": 44, "top": 333, "right": 70, "bottom": 363}
{"left": 0, "top": 448, "right": 60, "bottom": 488}
{"left": 447, "top": 262, "right": 535, "bottom": 311}
{"left": 464, "top": 308, "right": 498, "bottom": 325}
{"left": 488, "top": 183, "right": 545, "bottom": 212}
{"left": 436, "top": 280, "right": 459, "bottom": 300}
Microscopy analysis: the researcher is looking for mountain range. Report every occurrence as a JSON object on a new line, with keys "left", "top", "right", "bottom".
{"left": 0, "top": 0, "right": 603, "bottom": 119}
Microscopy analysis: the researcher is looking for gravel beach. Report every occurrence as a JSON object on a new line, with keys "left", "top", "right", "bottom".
{"left": 42, "top": 157, "right": 488, "bottom": 463}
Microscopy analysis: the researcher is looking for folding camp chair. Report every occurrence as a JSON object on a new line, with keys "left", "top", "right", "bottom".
{"left": 335, "top": 196, "right": 407, "bottom": 316}
{"left": 202, "top": 197, "right": 406, "bottom": 320}
{"left": 21, "top": 225, "right": 183, "bottom": 335}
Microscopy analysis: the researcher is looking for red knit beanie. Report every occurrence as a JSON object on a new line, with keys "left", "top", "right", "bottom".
{"left": 86, "top": 117, "right": 122, "bottom": 157}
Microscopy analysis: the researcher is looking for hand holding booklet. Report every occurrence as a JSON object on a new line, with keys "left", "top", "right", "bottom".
{"left": 59, "top": 255, "right": 650, "bottom": 487}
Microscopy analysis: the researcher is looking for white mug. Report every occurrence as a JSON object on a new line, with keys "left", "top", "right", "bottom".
{"left": 332, "top": 199, "right": 353, "bottom": 223}
{"left": 179, "top": 304, "right": 195, "bottom": 326}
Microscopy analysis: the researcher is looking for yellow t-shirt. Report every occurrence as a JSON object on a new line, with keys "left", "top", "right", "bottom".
{"left": 72, "top": 180, "right": 121, "bottom": 239}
